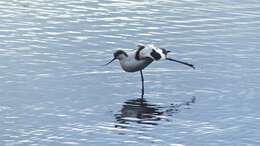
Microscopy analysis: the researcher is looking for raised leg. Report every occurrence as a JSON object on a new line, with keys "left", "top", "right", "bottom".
{"left": 140, "top": 70, "right": 144, "bottom": 99}
{"left": 166, "top": 58, "right": 195, "bottom": 69}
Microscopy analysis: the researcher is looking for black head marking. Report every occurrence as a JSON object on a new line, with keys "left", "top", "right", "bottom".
{"left": 114, "top": 50, "right": 128, "bottom": 58}
{"left": 151, "top": 49, "right": 161, "bottom": 60}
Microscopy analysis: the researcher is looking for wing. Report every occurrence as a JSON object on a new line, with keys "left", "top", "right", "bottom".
{"left": 136, "top": 44, "right": 166, "bottom": 61}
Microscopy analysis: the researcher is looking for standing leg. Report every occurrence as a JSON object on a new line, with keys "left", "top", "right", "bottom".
{"left": 140, "top": 70, "right": 144, "bottom": 99}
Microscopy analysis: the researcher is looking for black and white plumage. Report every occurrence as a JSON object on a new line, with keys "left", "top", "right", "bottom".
{"left": 104, "top": 44, "right": 195, "bottom": 99}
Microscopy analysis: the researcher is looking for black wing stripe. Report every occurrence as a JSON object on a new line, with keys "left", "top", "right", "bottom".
{"left": 135, "top": 46, "right": 145, "bottom": 60}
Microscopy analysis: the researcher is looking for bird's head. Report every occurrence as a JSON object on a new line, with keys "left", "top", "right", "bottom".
{"left": 103, "top": 50, "right": 128, "bottom": 66}
{"left": 113, "top": 50, "right": 128, "bottom": 60}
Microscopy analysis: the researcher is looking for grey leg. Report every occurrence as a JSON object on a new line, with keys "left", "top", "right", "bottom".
{"left": 140, "top": 70, "right": 144, "bottom": 99}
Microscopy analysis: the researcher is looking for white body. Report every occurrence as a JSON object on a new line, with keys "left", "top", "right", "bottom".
{"left": 118, "top": 45, "right": 166, "bottom": 72}
{"left": 119, "top": 51, "right": 153, "bottom": 72}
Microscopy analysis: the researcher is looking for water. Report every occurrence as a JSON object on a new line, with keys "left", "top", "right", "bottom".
{"left": 1, "top": 0, "right": 260, "bottom": 145}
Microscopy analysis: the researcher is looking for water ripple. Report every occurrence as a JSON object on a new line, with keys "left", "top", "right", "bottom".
{"left": 1, "top": 0, "right": 260, "bottom": 145}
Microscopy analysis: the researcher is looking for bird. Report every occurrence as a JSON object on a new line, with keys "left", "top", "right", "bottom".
{"left": 104, "top": 44, "right": 195, "bottom": 99}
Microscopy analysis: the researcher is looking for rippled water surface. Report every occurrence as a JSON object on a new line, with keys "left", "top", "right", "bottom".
{"left": 1, "top": 0, "right": 260, "bottom": 145}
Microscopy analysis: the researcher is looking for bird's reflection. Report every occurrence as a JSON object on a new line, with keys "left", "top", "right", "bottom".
{"left": 115, "top": 96, "right": 196, "bottom": 128}
{"left": 115, "top": 98, "right": 162, "bottom": 126}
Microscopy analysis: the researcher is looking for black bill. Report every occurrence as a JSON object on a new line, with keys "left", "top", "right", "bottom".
{"left": 103, "top": 57, "right": 116, "bottom": 66}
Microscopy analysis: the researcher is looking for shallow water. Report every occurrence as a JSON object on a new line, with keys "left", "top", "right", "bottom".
{"left": 1, "top": 0, "right": 260, "bottom": 145}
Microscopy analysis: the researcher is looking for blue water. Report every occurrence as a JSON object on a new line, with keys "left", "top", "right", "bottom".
{"left": 1, "top": 0, "right": 260, "bottom": 145}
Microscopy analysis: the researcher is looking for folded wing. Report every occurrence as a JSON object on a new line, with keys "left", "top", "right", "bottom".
{"left": 136, "top": 44, "right": 167, "bottom": 61}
